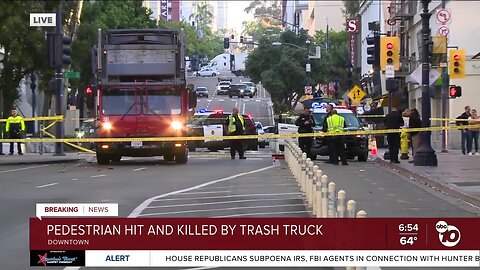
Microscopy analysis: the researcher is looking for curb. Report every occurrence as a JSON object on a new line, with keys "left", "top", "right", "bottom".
{"left": 375, "top": 158, "right": 480, "bottom": 208}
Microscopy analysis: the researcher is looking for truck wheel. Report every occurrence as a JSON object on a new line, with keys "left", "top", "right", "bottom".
{"left": 212, "top": 73, "right": 216, "bottom": 77}
{"left": 164, "top": 153, "right": 175, "bottom": 162}
{"left": 249, "top": 94, "right": 253, "bottom": 98}
{"left": 228, "top": 94, "right": 232, "bottom": 98}
{"left": 358, "top": 150, "right": 369, "bottom": 162}
{"left": 111, "top": 155, "right": 122, "bottom": 163}
{"left": 96, "top": 153, "right": 110, "bottom": 165}
{"left": 175, "top": 149, "right": 188, "bottom": 164}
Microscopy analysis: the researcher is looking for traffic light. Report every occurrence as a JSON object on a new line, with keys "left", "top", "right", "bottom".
{"left": 86, "top": 85, "right": 95, "bottom": 109}
{"left": 449, "top": 85, "right": 462, "bottom": 98}
{"left": 449, "top": 49, "right": 466, "bottom": 78}
{"left": 240, "top": 36, "right": 244, "bottom": 43}
{"left": 366, "top": 35, "right": 380, "bottom": 66}
{"left": 380, "top": 36, "right": 400, "bottom": 71}
{"left": 61, "top": 34, "right": 72, "bottom": 65}
{"left": 86, "top": 86, "right": 93, "bottom": 95}
{"left": 224, "top": 37, "right": 229, "bottom": 49}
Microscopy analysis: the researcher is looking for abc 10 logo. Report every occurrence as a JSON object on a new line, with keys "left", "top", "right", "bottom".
{"left": 435, "top": 221, "right": 461, "bottom": 248}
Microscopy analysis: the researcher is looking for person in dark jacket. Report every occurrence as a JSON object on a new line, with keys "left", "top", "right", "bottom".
{"left": 456, "top": 106, "right": 471, "bottom": 155}
{"left": 384, "top": 107, "right": 404, "bottom": 163}
{"left": 408, "top": 108, "right": 422, "bottom": 162}
{"left": 295, "top": 106, "right": 316, "bottom": 159}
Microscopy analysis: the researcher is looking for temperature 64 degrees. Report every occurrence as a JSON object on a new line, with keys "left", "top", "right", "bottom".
{"left": 400, "top": 236, "right": 418, "bottom": 246}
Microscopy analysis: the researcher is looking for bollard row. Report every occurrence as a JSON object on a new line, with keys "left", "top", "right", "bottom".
{"left": 284, "top": 139, "right": 367, "bottom": 219}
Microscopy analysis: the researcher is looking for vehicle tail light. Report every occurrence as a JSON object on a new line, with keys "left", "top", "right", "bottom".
{"left": 247, "top": 114, "right": 253, "bottom": 119}
{"left": 213, "top": 109, "right": 223, "bottom": 114}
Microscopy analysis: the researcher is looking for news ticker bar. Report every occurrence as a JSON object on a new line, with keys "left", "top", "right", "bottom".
{"left": 30, "top": 250, "right": 480, "bottom": 267}
{"left": 30, "top": 218, "right": 480, "bottom": 250}
{"left": 2, "top": 124, "right": 480, "bottom": 143}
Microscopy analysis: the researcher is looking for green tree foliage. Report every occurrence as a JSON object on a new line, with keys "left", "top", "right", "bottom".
{"left": 189, "top": 1, "right": 213, "bottom": 34}
{"left": 342, "top": 0, "right": 361, "bottom": 18}
{"left": 242, "top": 0, "right": 283, "bottom": 39}
{"left": 0, "top": 0, "right": 76, "bottom": 116}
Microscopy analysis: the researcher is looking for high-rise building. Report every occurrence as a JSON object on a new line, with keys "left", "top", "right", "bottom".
{"left": 181, "top": 0, "right": 227, "bottom": 32}
{"left": 143, "top": 0, "right": 180, "bottom": 22}
{"left": 304, "top": 0, "right": 344, "bottom": 36}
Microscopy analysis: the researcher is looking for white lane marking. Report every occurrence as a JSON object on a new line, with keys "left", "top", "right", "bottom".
{"left": 234, "top": 100, "right": 238, "bottom": 108}
{"left": 242, "top": 157, "right": 264, "bottom": 160}
{"left": 178, "top": 190, "right": 231, "bottom": 195}
{"left": 206, "top": 99, "right": 212, "bottom": 102}
{"left": 35, "top": 182, "right": 59, "bottom": 189}
{"left": 90, "top": 174, "right": 106, "bottom": 178}
{"left": 0, "top": 164, "right": 49, "bottom": 174}
{"left": 197, "top": 183, "right": 294, "bottom": 190}
{"left": 255, "top": 99, "right": 261, "bottom": 102}
{"left": 146, "top": 197, "right": 303, "bottom": 209}
{"left": 128, "top": 165, "right": 277, "bottom": 217}
{"left": 63, "top": 267, "right": 80, "bottom": 270}
{"left": 219, "top": 99, "right": 225, "bottom": 101}
{"left": 214, "top": 210, "right": 311, "bottom": 218}
{"left": 72, "top": 178, "right": 78, "bottom": 181}
{"left": 132, "top": 167, "right": 146, "bottom": 172}
{"left": 183, "top": 267, "right": 217, "bottom": 270}
{"left": 138, "top": 204, "right": 306, "bottom": 217}
{"left": 242, "top": 103, "right": 246, "bottom": 114}
{"left": 151, "top": 192, "right": 302, "bottom": 203}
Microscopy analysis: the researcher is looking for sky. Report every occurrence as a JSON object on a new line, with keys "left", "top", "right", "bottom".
{"left": 227, "top": 1, "right": 254, "bottom": 34}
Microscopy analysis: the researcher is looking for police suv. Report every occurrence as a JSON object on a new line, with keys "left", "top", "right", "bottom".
{"left": 310, "top": 104, "right": 369, "bottom": 162}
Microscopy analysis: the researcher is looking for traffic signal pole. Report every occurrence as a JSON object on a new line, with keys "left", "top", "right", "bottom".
{"left": 414, "top": 0, "right": 437, "bottom": 166}
{"left": 54, "top": 7, "right": 65, "bottom": 156}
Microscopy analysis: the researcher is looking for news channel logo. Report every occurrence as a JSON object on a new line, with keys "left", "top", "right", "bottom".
{"left": 435, "top": 220, "right": 461, "bottom": 247}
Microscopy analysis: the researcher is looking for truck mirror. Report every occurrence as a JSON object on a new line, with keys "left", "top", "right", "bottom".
{"left": 189, "top": 90, "right": 197, "bottom": 109}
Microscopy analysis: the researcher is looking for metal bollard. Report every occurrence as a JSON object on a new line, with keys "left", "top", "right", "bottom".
{"left": 302, "top": 158, "right": 312, "bottom": 193}
{"left": 347, "top": 200, "right": 356, "bottom": 218}
{"left": 321, "top": 175, "right": 328, "bottom": 218}
{"left": 306, "top": 162, "right": 315, "bottom": 205}
{"left": 356, "top": 210, "right": 367, "bottom": 218}
{"left": 312, "top": 168, "right": 322, "bottom": 214}
{"left": 298, "top": 153, "right": 307, "bottom": 185}
{"left": 337, "top": 190, "right": 346, "bottom": 218}
{"left": 327, "top": 182, "right": 336, "bottom": 218}
{"left": 310, "top": 166, "right": 319, "bottom": 209}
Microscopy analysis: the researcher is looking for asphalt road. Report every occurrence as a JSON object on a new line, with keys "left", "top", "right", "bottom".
{"left": 188, "top": 74, "right": 274, "bottom": 126}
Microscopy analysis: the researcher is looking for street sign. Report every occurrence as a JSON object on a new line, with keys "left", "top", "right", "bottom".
{"left": 385, "top": 64, "right": 395, "bottom": 78}
{"left": 347, "top": 85, "right": 366, "bottom": 105}
{"left": 63, "top": 72, "right": 80, "bottom": 79}
{"left": 438, "top": 25, "right": 449, "bottom": 36}
{"left": 436, "top": 8, "right": 451, "bottom": 24}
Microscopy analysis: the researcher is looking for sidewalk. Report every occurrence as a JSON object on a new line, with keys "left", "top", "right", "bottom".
{"left": 376, "top": 148, "right": 480, "bottom": 208}
{"left": 0, "top": 152, "right": 94, "bottom": 165}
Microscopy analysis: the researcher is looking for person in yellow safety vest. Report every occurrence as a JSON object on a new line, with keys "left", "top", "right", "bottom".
{"left": 226, "top": 107, "right": 246, "bottom": 159}
{"left": 326, "top": 109, "right": 348, "bottom": 165}
{"left": 6, "top": 108, "right": 26, "bottom": 155}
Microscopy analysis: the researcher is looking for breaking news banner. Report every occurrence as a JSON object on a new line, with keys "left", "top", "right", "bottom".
{"left": 29, "top": 218, "right": 480, "bottom": 267}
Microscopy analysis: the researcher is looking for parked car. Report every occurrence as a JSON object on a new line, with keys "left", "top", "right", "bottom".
{"left": 196, "top": 67, "right": 219, "bottom": 77}
{"left": 228, "top": 84, "right": 248, "bottom": 98}
{"left": 216, "top": 81, "right": 231, "bottom": 95}
{"left": 242, "top": 82, "right": 257, "bottom": 98}
{"left": 262, "top": 125, "right": 276, "bottom": 146}
{"left": 75, "top": 119, "right": 97, "bottom": 150}
{"left": 255, "top": 122, "right": 267, "bottom": 148}
{"left": 187, "top": 110, "right": 258, "bottom": 152}
{"left": 310, "top": 107, "right": 369, "bottom": 162}
{"left": 195, "top": 87, "right": 209, "bottom": 98}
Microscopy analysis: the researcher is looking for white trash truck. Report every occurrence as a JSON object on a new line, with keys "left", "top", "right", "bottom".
{"left": 208, "top": 53, "right": 248, "bottom": 76}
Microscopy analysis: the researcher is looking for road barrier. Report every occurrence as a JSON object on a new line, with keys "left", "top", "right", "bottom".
{"left": 284, "top": 139, "right": 367, "bottom": 219}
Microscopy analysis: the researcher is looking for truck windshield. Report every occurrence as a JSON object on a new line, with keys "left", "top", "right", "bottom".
{"left": 147, "top": 90, "right": 181, "bottom": 115}
{"left": 102, "top": 89, "right": 136, "bottom": 115}
{"left": 102, "top": 89, "right": 181, "bottom": 115}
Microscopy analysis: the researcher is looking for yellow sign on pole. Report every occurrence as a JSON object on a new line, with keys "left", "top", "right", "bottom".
{"left": 347, "top": 85, "right": 366, "bottom": 104}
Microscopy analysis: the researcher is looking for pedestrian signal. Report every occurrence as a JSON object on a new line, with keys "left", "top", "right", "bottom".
{"left": 223, "top": 37, "right": 229, "bottom": 49}
{"left": 449, "top": 49, "right": 466, "bottom": 78}
{"left": 449, "top": 85, "right": 462, "bottom": 98}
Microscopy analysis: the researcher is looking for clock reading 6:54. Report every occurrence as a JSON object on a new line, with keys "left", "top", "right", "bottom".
{"left": 399, "top": 224, "right": 419, "bottom": 232}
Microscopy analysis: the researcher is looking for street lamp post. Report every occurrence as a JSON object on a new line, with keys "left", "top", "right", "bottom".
{"left": 414, "top": 0, "right": 438, "bottom": 166}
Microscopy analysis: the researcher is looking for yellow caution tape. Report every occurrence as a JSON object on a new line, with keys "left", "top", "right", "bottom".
{"left": 0, "top": 116, "right": 63, "bottom": 122}
{"left": 42, "top": 130, "right": 96, "bottom": 154}
{"left": 1, "top": 124, "right": 479, "bottom": 143}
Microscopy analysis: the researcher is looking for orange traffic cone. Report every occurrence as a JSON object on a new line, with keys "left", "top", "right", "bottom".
{"left": 370, "top": 138, "right": 378, "bottom": 156}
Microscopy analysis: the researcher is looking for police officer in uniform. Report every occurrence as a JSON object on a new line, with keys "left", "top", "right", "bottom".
{"left": 226, "top": 107, "right": 246, "bottom": 159}
{"left": 384, "top": 107, "right": 404, "bottom": 163}
{"left": 326, "top": 109, "right": 348, "bottom": 165}
{"left": 322, "top": 104, "right": 334, "bottom": 163}
{"left": 295, "top": 106, "right": 316, "bottom": 159}
{"left": 6, "top": 108, "right": 25, "bottom": 155}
